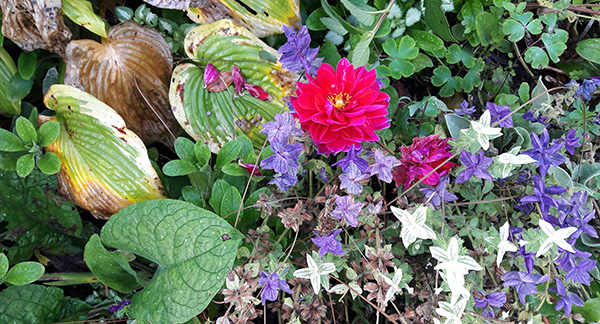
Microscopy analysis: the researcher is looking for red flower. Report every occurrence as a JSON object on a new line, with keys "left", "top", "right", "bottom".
{"left": 392, "top": 135, "right": 458, "bottom": 190}
{"left": 290, "top": 58, "right": 390, "bottom": 154}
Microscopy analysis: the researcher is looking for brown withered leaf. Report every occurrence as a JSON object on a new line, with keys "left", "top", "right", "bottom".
{"left": 141, "top": 0, "right": 209, "bottom": 9}
{"left": 0, "top": 0, "right": 72, "bottom": 56}
{"left": 65, "top": 21, "right": 181, "bottom": 146}
{"left": 206, "top": 71, "right": 232, "bottom": 92}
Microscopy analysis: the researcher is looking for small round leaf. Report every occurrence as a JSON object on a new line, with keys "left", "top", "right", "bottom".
{"left": 38, "top": 120, "right": 60, "bottom": 147}
{"left": 3, "top": 262, "right": 45, "bottom": 285}
{"left": 16, "top": 154, "right": 35, "bottom": 178}
{"left": 38, "top": 152, "right": 61, "bottom": 175}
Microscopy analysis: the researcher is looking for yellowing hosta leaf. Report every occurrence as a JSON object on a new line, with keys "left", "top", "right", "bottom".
{"left": 170, "top": 20, "right": 297, "bottom": 152}
{"left": 186, "top": 0, "right": 300, "bottom": 37}
{"left": 62, "top": 0, "right": 109, "bottom": 38}
{"left": 65, "top": 21, "right": 181, "bottom": 146}
{"left": 0, "top": 0, "right": 72, "bottom": 56}
{"left": 41, "top": 84, "right": 166, "bottom": 219}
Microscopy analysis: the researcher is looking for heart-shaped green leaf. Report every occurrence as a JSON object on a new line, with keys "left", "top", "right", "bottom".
{"left": 170, "top": 20, "right": 296, "bottom": 152}
{"left": 41, "top": 84, "right": 166, "bottom": 219}
{"left": 100, "top": 199, "right": 242, "bottom": 324}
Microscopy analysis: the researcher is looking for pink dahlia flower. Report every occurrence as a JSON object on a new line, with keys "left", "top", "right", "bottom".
{"left": 290, "top": 58, "right": 390, "bottom": 154}
{"left": 392, "top": 135, "right": 458, "bottom": 190}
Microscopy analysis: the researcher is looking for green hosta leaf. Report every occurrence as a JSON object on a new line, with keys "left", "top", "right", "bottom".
{"left": 100, "top": 199, "right": 242, "bottom": 324}
{"left": 38, "top": 120, "right": 60, "bottom": 147}
{"left": 0, "top": 169, "right": 85, "bottom": 263}
{"left": 524, "top": 46, "right": 549, "bottom": 69}
{"left": 0, "top": 285, "right": 66, "bottom": 323}
{"left": 187, "top": 0, "right": 300, "bottom": 38}
{"left": 15, "top": 116, "right": 37, "bottom": 143}
{"left": 576, "top": 38, "right": 600, "bottom": 65}
{"left": 16, "top": 154, "right": 35, "bottom": 178}
{"left": 42, "top": 84, "right": 166, "bottom": 219}
{"left": 38, "top": 152, "right": 61, "bottom": 175}
{"left": 17, "top": 52, "right": 36, "bottom": 80}
{"left": 209, "top": 179, "right": 242, "bottom": 220}
{"left": 62, "top": 0, "right": 109, "bottom": 38}
{"left": 84, "top": 234, "right": 140, "bottom": 293}
{"left": 0, "top": 128, "right": 26, "bottom": 152}
{"left": 0, "top": 48, "right": 21, "bottom": 116}
{"left": 2, "top": 262, "right": 45, "bottom": 285}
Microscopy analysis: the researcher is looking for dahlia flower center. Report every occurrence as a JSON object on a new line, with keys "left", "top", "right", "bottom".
{"left": 328, "top": 92, "right": 351, "bottom": 110}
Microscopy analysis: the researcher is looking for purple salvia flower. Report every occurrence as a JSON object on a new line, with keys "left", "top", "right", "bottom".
{"left": 550, "top": 278, "right": 584, "bottom": 317}
{"left": 333, "top": 145, "right": 368, "bottom": 173}
{"left": 258, "top": 271, "right": 293, "bottom": 305}
{"left": 456, "top": 100, "right": 476, "bottom": 116}
{"left": 501, "top": 271, "right": 549, "bottom": 305}
{"left": 311, "top": 229, "right": 345, "bottom": 256}
{"left": 278, "top": 25, "right": 322, "bottom": 74}
{"left": 332, "top": 195, "right": 363, "bottom": 227}
{"left": 487, "top": 102, "right": 513, "bottom": 128}
{"left": 565, "top": 258, "right": 596, "bottom": 286}
{"left": 420, "top": 175, "right": 458, "bottom": 207}
{"left": 520, "top": 175, "right": 566, "bottom": 224}
{"left": 553, "top": 129, "right": 581, "bottom": 156}
{"left": 260, "top": 111, "right": 304, "bottom": 144}
{"left": 260, "top": 140, "right": 302, "bottom": 174}
{"left": 203, "top": 63, "right": 219, "bottom": 87}
{"left": 269, "top": 173, "right": 297, "bottom": 192}
{"left": 367, "top": 150, "right": 400, "bottom": 183}
{"left": 523, "top": 129, "right": 566, "bottom": 179}
{"left": 455, "top": 151, "right": 493, "bottom": 183}
{"left": 109, "top": 300, "right": 130, "bottom": 313}
{"left": 522, "top": 111, "right": 549, "bottom": 126}
{"left": 574, "top": 77, "right": 600, "bottom": 100}
{"left": 339, "top": 163, "right": 369, "bottom": 195}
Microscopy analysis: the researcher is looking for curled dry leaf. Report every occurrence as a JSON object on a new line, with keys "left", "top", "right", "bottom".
{"left": 0, "top": 0, "right": 72, "bottom": 56}
{"left": 186, "top": 0, "right": 300, "bottom": 37}
{"left": 41, "top": 84, "right": 167, "bottom": 219}
{"left": 141, "top": 0, "right": 209, "bottom": 9}
{"left": 65, "top": 21, "right": 181, "bottom": 146}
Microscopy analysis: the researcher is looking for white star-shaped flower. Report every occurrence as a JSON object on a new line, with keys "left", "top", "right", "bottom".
{"left": 391, "top": 205, "right": 436, "bottom": 248}
{"left": 497, "top": 146, "right": 537, "bottom": 178}
{"left": 496, "top": 221, "right": 518, "bottom": 265}
{"left": 537, "top": 219, "right": 577, "bottom": 257}
{"left": 466, "top": 110, "right": 502, "bottom": 150}
{"left": 382, "top": 267, "right": 413, "bottom": 305}
{"left": 293, "top": 253, "right": 336, "bottom": 293}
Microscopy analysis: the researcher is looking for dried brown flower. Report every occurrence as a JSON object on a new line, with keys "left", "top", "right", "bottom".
{"left": 278, "top": 200, "right": 312, "bottom": 232}
{"left": 299, "top": 298, "right": 330, "bottom": 324}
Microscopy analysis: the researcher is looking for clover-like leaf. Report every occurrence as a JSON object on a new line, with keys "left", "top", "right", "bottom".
{"left": 542, "top": 29, "right": 568, "bottom": 63}
{"left": 170, "top": 20, "right": 296, "bottom": 152}
{"left": 186, "top": 0, "right": 300, "bottom": 37}
{"left": 41, "top": 84, "right": 166, "bottom": 219}
{"left": 100, "top": 199, "right": 243, "bottom": 324}
{"left": 524, "top": 46, "right": 549, "bottom": 69}
{"left": 65, "top": 21, "right": 181, "bottom": 146}
{"left": 0, "top": 0, "right": 72, "bottom": 56}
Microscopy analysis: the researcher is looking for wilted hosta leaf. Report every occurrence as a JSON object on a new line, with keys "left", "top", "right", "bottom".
{"left": 0, "top": 48, "right": 21, "bottom": 116}
{"left": 186, "top": 0, "right": 300, "bottom": 37}
{"left": 170, "top": 19, "right": 296, "bottom": 152}
{"left": 141, "top": 0, "right": 206, "bottom": 9}
{"left": 101, "top": 199, "right": 242, "bottom": 324}
{"left": 0, "top": 0, "right": 72, "bottom": 56}
{"left": 65, "top": 21, "right": 181, "bottom": 146}
{"left": 41, "top": 84, "right": 166, "bottom": 219}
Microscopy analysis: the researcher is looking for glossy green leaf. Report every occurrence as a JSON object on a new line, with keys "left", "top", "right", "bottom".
{"left": 0, "top": 254, "right": 8, "bottom": 278}
{"left": 37, "top": 152, "right": 61, "bottom": 175}
{"left": 195, "top": 142, "right": 211, "bottom": 166}
{"left": 16, "top": 154, "right": 35, "bottom": 178}
{"left": 42, "top": 84, "right": 166, "bottom": 219}
{"left": 187, "top": 0, "right": 300, "bottom": 38}
{"left": 503, "top": 18, "right": 524, "bottom": 42}
{"left": 163, "top": 159, "right": 196, "bottom": 177}
{"left": 576, "top": 38, "right": 600, "bottom": 64}
{"left": 524, "top": 46, "right": 549, "bottom": 69}
{"left": 38, "top": 120, "right": 60, "bottom": 147}
{"left": 216, "top": 138, "right": 243, "bottom": 168}
{"left": 174, "top": 137, "right": 197, "bottom": 163}
{"left": 3, "top": 262, "right": 45, "bottom": 285}
{"left": 209, "top": 179, "right": 242, "bottom": 219}
{"left": 6, "top": 74, "right": 33, "bottom": 103}
{"left": 17, "top": 52, "right": 36, "bottom": 80}
{"left": 0, "top": 128, "right": 26, "bottom": 152}
{"left": 62, "top": 0, "right": 109, "bottom": 38}
{"left": 0, "top": 285, "right": 65, "bottom": 323}
{"left": 542, "top": 29, "right": 568, "bottom": 63}
{"left": 171, "top": 20, "right": 295, "bottom": 153}
{"left": 424, "top": 0, "right": 456, "bottom": 42}
{"left": 84, "top": 234, "right": 140, "bottom": 293}
{"left": 573, "top": 298, "right": 600, "bottom": 321}
{"left": 408, "top": 30, "right": 445, "bottom": 57}
{"left": 0, "top": 47, "right": 21, "bottom": 116}
{"left": 115, "top": 6, "right": 134, "bottom": 21}
{"left": 15, "top": 116, "right": 37, "bottom": 143}
{"left": 101, "top": 199, "right": 242, "bottom": 324}
{"left": 306, "top": 8, "right": 328, "bottom": 31}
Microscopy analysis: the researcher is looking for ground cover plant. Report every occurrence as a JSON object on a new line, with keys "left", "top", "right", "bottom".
{"left": 0, "top": 0, "right": 599, "bottom": 323}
